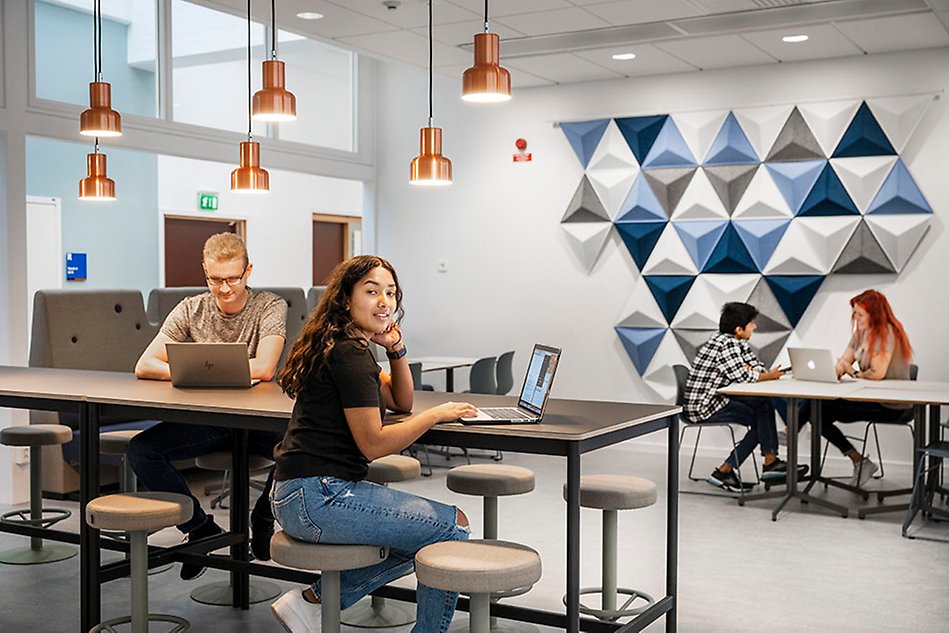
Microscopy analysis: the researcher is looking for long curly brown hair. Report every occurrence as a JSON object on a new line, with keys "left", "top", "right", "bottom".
{"left": 278, "top": 255, "right": 403, "bottom": 398}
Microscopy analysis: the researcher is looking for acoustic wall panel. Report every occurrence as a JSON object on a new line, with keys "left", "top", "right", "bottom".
{"left": 866, "top": 95, "right": 932, "bottom": 153}
{"left": 644, "top": 275, "right": 697, "bottom": 323}
{"left": 561, "top": 222, "right": 613, "bottom": 273}
{"left": 562, "top": 176, "right": 610, "bottom": 223}
{"left": 765, "top": 107, "right": 824, "bottom": 162}
{"left": 831, "top": 219, "right": 896, "bottom": 274}
{"left": 865, "top": 214, "right": 931, "bottom": 272}
{"left": 733, "top": 219, "right": 790, "bottom": 272}
{"left": 670, "top": 169, "right": 729, "bottom": 221}
{"left": 865, "top": 159, "right": 933, "bottom": 215}
{"left": 671, "top": 110, "right": 729, "bottom": 166}
{"left": 615, "top": 221, "right": 666, "bottom": 270}
{"left": 586, "top": 120, "right": 640, "bottom": 219}
{"left": 830, "top": 156, "right": 898, "bottom": 213}
{"left": 616, "top": 278, "right": 668, "bottom": 329}
{"left": 732, "top": 104, "right": 795, "bottom": 163}
{"left": 641, "top": 224, "right": 700, "bottom": 275}
{"left": 615, "top": 115, "right": 668, "bottom": 165}
{"left": 797, "top": 100, "right": 860, "bottom": 158}
{"left": 704, "top": 164, "right": 758, "bottom": 214}
{"left": 764, "top": 275, "right": 825, "bottom": 327}
{"left": 732, "top": 166, "right": 794, "bottom": 220}
{"left": 560, "top": 119, "right": 610, "bottom": 169}
{"left": 765, "top": 160, "right": 826, "bottom": 215}
{"left": 832, "top": 101, "right": 897, "bottom": 158}
{"left": 615, "top": 327, "right": 667, "bottom": 375}
{"left": 641, "top": 117, "right": 698, "bottom": 169}
{"left": 643, "top": 167, "right": 698, "bottom": 216}
{"left": 704, "top": 112, "right": 759, "bottom": 165}
{"left": 673, "top": 220, "right": 729, "bottom": 270}
{"left": 796, "top": 162, "right": 860, "bottom": 217}
{"left": 616, "top": 173, "right": 668, "bottom": 223}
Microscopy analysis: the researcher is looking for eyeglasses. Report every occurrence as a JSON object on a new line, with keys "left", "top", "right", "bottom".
{"left": 205, "top": 266, "right": 248, "bottom": 287}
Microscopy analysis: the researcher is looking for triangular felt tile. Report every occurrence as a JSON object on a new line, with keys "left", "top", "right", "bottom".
{"left": 763, "top": 222, "right": 826, "bottom": 275}
{"left": 733, "top": 219, "right": 790, "bottom": 272}
{"left": 764, "top": 275, "right": 825, "bottom": 327}
{"left": 865, "top": 214, "right": 931, "bottom": 272}
{"left": 616, "top": 278, "right": 668, "bottom": 329}
{"left": 797, "top": 216, "right": 861, "bottom": 273}
{"left": 616, "top": 172, "right": 668, "bottom": 223}
{"left": 866, "top": 159, "right": 933, "bottom": 215}
{"left": 797, "top": 100, "right": 861, "bottom": 158}
{"left": 562, "top": 175, "right": 610, "bottom": 223}
{"left": 560, "top": 119, "right": 610, "bottom": 169}
{"left": 644, "top": 275, "right": 696, "bottom": 323}
{"left": 732, "top": 105, "right": 795, "bottom": 164}
{"left": 672, "top": 328, "right": 715, "bottom": 362}
{"left": 586, "top": 120, "right": 640, "bottom": 219}
{"left": 733, "top": 166, "right": 794, "bottom": 220}
{"left": 866, "top": 95, "right": 934, "bottom": 154}
{"left": 765, "top": 107, "right": 825, "bottom": 162}
{"left": 641, "top": 224, "right": 700, "bottom": 275}
{"left": 704, "top": 112, "right": 759, "bottom": 165}
{"left": 672, "top": 220, "right": 728, "bottom": 270}
{"left": 671, "top": 111, "right": 729, "bottom": 167}
{"left": 831, "top": 219, "right": 896, "bottom": 274}
{"left": 747, "top": 277, "right": 792, "bottom": 333}
{"left": 615, "top": 326, "right": 667, "bottom": 375}
{"left": 702, "top": 223, "right": 759, "bottom": 273}
{"left": 615, "top": 115, "right": 668, "bottom": 165}
{"left": 670, "top": 274, "right": 758, "bottom": 330}
{"left": 830, "top": 156, "right": 898, "bottom": 214}
{"left": 704, "top": 164, "right": 758, "bottom": 214}
{"left": 561, "top": 222, "right": 613, "bottom": 273}
{"left": 615, "top": 221, "right": 667, "bottom": 271}
{"left": 832, "top": 102, "right": 897, "bottom": 158}
{"left": 765, "top": 160, "right": 826, "bottom": 215}
{"left": 643, "top": 335, "right": 691, "bottom": 397}
{"left": 797, "top": 162, "right": 860, "bottom": 217}
{"left": 751, "top": 330, "right": 792, "bottom": 368}
{"left": 702, "top": 273, "right": 760, "bottom": 305}
{"left": 643, "top": 167, "right": 697, "bottom": 217}
{"left": 641, "top": 117, "right": 698, "bottom": 169}
{"left": 671, "top": 168, "right": 729, "bottom": 221}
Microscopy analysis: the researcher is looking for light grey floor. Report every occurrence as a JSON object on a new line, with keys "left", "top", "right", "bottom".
{"left": 0, "top": 443, "right": 946, "bottom": 633}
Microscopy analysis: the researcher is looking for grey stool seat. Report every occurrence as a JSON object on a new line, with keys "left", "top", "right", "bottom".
{"left": 271, "top": 531, "right": 389, "bottom": 633}
{"left": 367, "top": 454, "right": 422, "bottom": 484}
{"left": 0, "top": 424, "right": 76, "bottom": 565}
{"left": 447, "top": 464, "right": 534, "bottom": 498}
{"left": 100, "top": 430, "right": 141, "bottom": 455}
{"left": 562, "top": 475, "right": 657, "bottom": 623}
{"left": 86, "top": 492, "right": 192, "bottom": 633}
{"left": 416, "top": 540, "right": 542, "bottom": 633}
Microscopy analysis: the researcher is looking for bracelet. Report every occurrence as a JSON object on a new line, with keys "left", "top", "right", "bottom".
{"left": 386, "top": 345, "right": 407, "bottom": 360}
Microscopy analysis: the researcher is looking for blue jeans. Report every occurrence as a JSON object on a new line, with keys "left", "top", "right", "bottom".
{"left": 271, "top": 476, "right": 470, "bottom": 633}
{"left": 127, "top": 422, "right": 282, "bottom": 533}
{"left": 701, "top": 395, "right": 777, "bottom": 469}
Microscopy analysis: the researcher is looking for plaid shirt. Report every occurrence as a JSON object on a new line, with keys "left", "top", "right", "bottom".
{"left": 683, "top": 332, "right": 765, "bottom": 422}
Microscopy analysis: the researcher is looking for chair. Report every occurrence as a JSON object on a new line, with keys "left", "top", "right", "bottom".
{"left": 466, "top": 357, "right": 497, "bottom": 395}
{"left": 447, "top": 464, "right": 534, "bottom": 540}
{"left": 495, "top": 351, "right": 515, "bottom": 395}
{"left": 902, "top": 439, "right": 949, "bottom": 542}
{"left": 307, "top": 286, "right": 327, "bottom": 312}
{"left": 673, "top": 365, "right": 759, "bottom": 500}
{"left": 409, "top": 362, "right": 434, "bottom": 391}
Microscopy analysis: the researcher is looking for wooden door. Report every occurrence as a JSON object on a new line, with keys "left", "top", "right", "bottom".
{"left": 164, "top": 216, "right": 244, "bottom": 287}
{"left": 312, "top": 214, "right": 361, "bottom": 285}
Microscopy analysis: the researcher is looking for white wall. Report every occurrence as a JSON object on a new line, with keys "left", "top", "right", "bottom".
{"left": 374, "top": 49, "right": 949, "bottom": 462}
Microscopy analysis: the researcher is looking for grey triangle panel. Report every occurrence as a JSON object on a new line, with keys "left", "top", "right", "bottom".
{"left": 643, "top": 167, "right": 698, "bottom": 217}
{"left": 751, "top": 331, "right": 791, "bottom": 367}
{"left": 671, "top": 328, "right": 715, "bottom": 363}
{"left": 562, "top": 175, "right": 610, "bottom": 223}
{"left": 747, "top": 276, "right": 792, "bottom": 332}
{"left": 765, "top": 107, "right": 825, "bottom": 162}
{"left": 831, "top": 220, "right": 896, "bottom": 274}
{"left": 704, "top": 164, "right": 759, "bottom": 213}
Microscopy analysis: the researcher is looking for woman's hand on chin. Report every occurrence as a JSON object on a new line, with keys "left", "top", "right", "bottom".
{"left": 371, "top": 322, "right": 403, "bottom": 352}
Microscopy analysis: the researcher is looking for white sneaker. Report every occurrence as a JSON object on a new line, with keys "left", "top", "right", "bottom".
{"left": 851, "top": 456, "right": 879, "bottom": 489}
{"left": 271, "top": 589, "right": 322, "bottom": 633}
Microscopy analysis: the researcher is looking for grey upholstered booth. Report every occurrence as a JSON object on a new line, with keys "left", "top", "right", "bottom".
{"left": 257, "top": 287, "right": 307, "bottom": 368}
{"left": 145, "top": 287, "right": 206, "bottom": 325}
{"left": 307, "top": 285, "right": 327, "bottom": 312}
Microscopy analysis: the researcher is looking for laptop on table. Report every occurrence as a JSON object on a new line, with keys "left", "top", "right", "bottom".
{"left": 787, "top": 347, "right": 856, "bottom": 384}
{"left": 167, "top": 342, "right": 259, "bottom": 388}
{"left": 460, "top": 344, "right": 561, "bottom": 425}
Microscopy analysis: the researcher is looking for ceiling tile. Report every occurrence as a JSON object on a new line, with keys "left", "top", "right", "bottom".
{"left": 435, "top": 63, "right": 555, "bottom": 88}
{"left": 505, "top": 52, "right": 624, "bottom": 83}
{"left": 573, "top": 43, "right": 698, "bottom": 75}
{"left": 833, "top": 13, "right": 949, "bottom": 53}
{"left": 494, "top": 7, "right": 611, "bottom": 36}
{"left": 327, "top": 0, "right": 479, "bottom": 29}
{"left": 410, "top": 19, "right": 526, "bottom": 47}
{"left": 213, "top": 0, "right": 400, "bottom": 39}
{"left": 578, "top": 0, "right": 705, "bottom": 25}
{"left": 340, "top": 29, "right": 472, "bottom": 67}
{"left": 654, "top": 33, "right": 776, "bottom": 69}
{"left": 443, "top": 0, "right": 574, "bottom": 18}
{"left": 741, "top": 23, "right": 863, "bottom": 61}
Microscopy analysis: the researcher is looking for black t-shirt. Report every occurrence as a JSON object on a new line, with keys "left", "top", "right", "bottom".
{"left": 274, "top": 339, "right": 385, "bottom": 482}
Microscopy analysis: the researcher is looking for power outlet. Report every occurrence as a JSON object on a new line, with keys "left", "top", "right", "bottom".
{"left": 15, "top": 447, "right": 30, "bottom": 466}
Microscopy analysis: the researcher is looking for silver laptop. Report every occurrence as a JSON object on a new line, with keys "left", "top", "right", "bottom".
{"left": 166, "top": 342, "right": 259, "bottom": 388}
{"left": 461, "top": 344, "right": 561, "bottom": 425}
{"left": 788, "top": 347, "right": 854, "bottom": 383}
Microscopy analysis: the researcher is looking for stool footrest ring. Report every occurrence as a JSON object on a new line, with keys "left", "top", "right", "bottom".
{"left": 1, "top": 507, "right": 71, "bottom": 529}
{"left": 89, "top": 613, "right": 190, "bottom": 633}
{"left": 563, "top": 587, "right": 655, "bottom": 622}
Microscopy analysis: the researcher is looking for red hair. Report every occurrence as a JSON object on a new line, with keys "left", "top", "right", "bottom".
{"left": 850, "top": 289, "right": 912, "bottom": 362}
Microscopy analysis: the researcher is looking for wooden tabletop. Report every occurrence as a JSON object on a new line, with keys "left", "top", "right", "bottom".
{"left": 718, "top": 378, "right": 865, "bottom": 399}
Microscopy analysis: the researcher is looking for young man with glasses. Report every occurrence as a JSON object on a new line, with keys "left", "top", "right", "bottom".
{"left": 129, "top": 232, "right": 287, "bottom": 579}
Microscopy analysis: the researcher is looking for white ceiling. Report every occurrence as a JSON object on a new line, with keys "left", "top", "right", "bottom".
{"left": 194, "top": 0, "right": 949, "bottom": 87}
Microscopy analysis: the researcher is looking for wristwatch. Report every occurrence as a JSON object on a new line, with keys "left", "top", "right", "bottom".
{"left": 386, "top": 345, "right": 407, "bottom": 360}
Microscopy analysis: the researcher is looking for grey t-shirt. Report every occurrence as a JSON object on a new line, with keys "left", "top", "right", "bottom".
{"left": 160, "top": 288, "right": 287, "bottom": 358}
{"left": 849, "top": 326, "right": 910, "bottom": 380}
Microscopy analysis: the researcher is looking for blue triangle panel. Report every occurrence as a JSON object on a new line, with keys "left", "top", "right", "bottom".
{"left": 615, "top": 327, "right": 667, "bottom": 375}
{"left": 615, "top": 221, "right": 666, "bottom": 271}
{"left": 616, "top": 173, "right": 667, "bottom": 222}
{"left": 733, "top": 219, "right": 791, "bottom": 272}
{"left": 765, "top": 160, "right": 826, "bottom": 215}
{"left": 797, "top": 162, "right": 859, "bottom": 217}
{"left": 704, "top": 112, "right": 759, "bottom": 165}
{"left": 641, "top": 117, "right": 698, "bottom": 169}
{"left": 560, "top": 119, "right": 610, "bottom": 169}
{"left": 615, "top": 115, "right": 668, "bottom": 165}
{"left": 643, "top": 275, "right": 696, "bottom": 323}
{"left": 672, "top": 220, "right": 728, "bottom": 270}
{"left": 702, "top": 223, "right": 759, "bottom": 273}
{"left": 764, "top": 275, "right": 825, "bottom": 327}
{"left": 832, "top": 102, "right": 897, "bottom": 158}
{"left": 866, "top": 159, "right": 933, "bottom": 215}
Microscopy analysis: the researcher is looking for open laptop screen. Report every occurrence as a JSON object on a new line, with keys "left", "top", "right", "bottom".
{"left": 517, "top": 344, "right": 562, "bottom": 416}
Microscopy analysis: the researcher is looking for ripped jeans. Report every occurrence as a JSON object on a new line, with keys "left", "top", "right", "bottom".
{"left": 271, "top": 476, "right": 469, "bottom": 633}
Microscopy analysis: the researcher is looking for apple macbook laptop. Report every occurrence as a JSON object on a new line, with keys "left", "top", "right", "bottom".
{"left": 166, "top": 342, "right": 259, "bottom": 388}
{"left": 460, "top": 344, "right": 561, "bottom": 425}
{"left": 788, "top": 347, "right": 854, "bottom": 383}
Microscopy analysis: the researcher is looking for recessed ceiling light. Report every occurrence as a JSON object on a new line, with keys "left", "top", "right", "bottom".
{"left": 782, "top": 34, "right": 809, "bottom": 43}
{"left": 611, "top": 52, "right": 636, "bottom": 61}
{"left": 297, "top": 12, "right": 324, "bottom": 20}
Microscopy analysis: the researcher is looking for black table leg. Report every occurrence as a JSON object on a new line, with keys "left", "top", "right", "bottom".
{"left": 445, "top": 368, "right": 455, "bottom": 393}
{"left": 859, "top": 403, "right": 926, "bottom": 518}
{"left": 80, "top": 401, "right": 101, "bottom": 632}
{"left": 666, "top": 414, "right": 678, "bottom": 633}
{"left": 230, "top": 430, "right": 251, "bottom": 610}
{"left": 565, "top": 444, "right": 580, "bottom": 633}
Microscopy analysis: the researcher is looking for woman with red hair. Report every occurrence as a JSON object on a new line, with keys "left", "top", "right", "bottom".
{"left": 800, "top": 289, "right": 914, "bottom": 488}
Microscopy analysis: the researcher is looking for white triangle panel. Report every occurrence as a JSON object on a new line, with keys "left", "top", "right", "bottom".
{"left": 703, "top": 274, "right": 759, "bottom": 304}
{"left": 831, "top": 156, "right": 898, "bottom": 214}
{"left": 561, "top": 222, "right": 613, "bottom": 273}
{"left": 732, "top": 166, "right": 794, "bottom": 220}
{"left": 670, "top": 111, "right": 729, "bottom": 167}
{"left": 797, "top": 216, "right": 861, "bottom": 273}
{"left": 587, "top": 120, "right": 640, "bottom": 219}
{"left": 732, "top": 105, "right": 795, "bottom": 163}
{"left": 866, "top": 95, "right": 934, "bottom": 153}
{"left": 641, "top": 224, "right": 699, "bottom": 275}
{"left": 865, "top": 214, "right": 931, "bottom": 272}
{"left": 616, "top": 277, "right": 668, "bottom": 329}
{"left": 670, "top": 274, "right": 759, "bottom": 330}
{"left": 643, "top": 335, "right": 691, "bottom": 403}
{"left": 763, "top": 222, "right": 826, "bottom": 275}
{"left": 670, "top": 168, "right": 729, "bottom": 221}
{"left": 797, "top": 100, "right": 861, "bottom": 158}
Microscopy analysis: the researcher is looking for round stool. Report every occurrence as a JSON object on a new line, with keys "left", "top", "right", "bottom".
{"left": 446, "top": 464, "right": 534, "bottom": 540}
{"left": 342, "top": 455, "right": 421, "bottom": 628}
{"left": 195, "top": 450, "right": 274, "bottom": 510}
{"left": 416, "top": 540, "right": 542, "bottom": 633}
{"left": 271, "top": 530, "right": 389, "bottom": 633}
{"left": 85, "top": 492, "right": 193, "bottom": 632}
{"left": 0, "top": 424, "right": 77, "bottom": 565}
{"left": 562, "top": 475, "right": 657, "bottom": 622}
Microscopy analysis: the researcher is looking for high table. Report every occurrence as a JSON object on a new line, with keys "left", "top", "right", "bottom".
{"left": 412, "top": 356, "right": 481, "bottom": 392}
{"left": 0, "top": 366, "right": 680, "bottom": 633}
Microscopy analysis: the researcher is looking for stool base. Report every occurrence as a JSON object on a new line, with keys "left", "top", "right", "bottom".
{"left": 190, "top": 579, "right": 281, "bottom": 606}
{"left": 1, "top": 506, "right": 72, "bottom": 528}
{"left": 89, "top": 613, "right": 190, "bottom": 633}
{"left": 567, "top": 587, "right": 655, "bottom": 622}
{"left": 448, "top": 614, "right": 540, "bottom": 633}
{"left": 0, "top": 543, "right": 77, "bottom": 565}
{"left": 342, "top": 595, "right": 416, "bottom": 628}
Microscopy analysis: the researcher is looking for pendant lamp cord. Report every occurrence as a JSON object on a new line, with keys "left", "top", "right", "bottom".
{"left": 246, "top": 0, "right": 252, "bottom": 141}
{"left": 428, "top": 0, "right": 433, "bottom": 127}
{"left": 92, "top": 0, "right": 102, "bottom": 81}
{"left": 271, "top": 0, "right": 277, "bottom": 60}
{"left": 484, "top": 0, "right": 489, "bottom": 33}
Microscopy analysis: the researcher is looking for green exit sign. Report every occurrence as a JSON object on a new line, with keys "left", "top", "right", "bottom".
{"left": 198, "top": 192, "right": 219, "bottom": 211}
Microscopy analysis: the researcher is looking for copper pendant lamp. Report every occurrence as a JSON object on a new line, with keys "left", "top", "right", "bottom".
{"left": 232, "top": 0, "right": 269, "bottom": 194}
{"left": 462, "top": 1, "right": 511, "bottom": 103}
{"left": 80, "top": 0, "right": 122, "bottom": 136}
{"left": 410, "top": 1, "right": 452, "bottom": 186}
{"left": 252, "top": 0, "right": 297, "bottom": 122}
{"left": 79, "top": 141, "right": 116, "bottom": 201}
